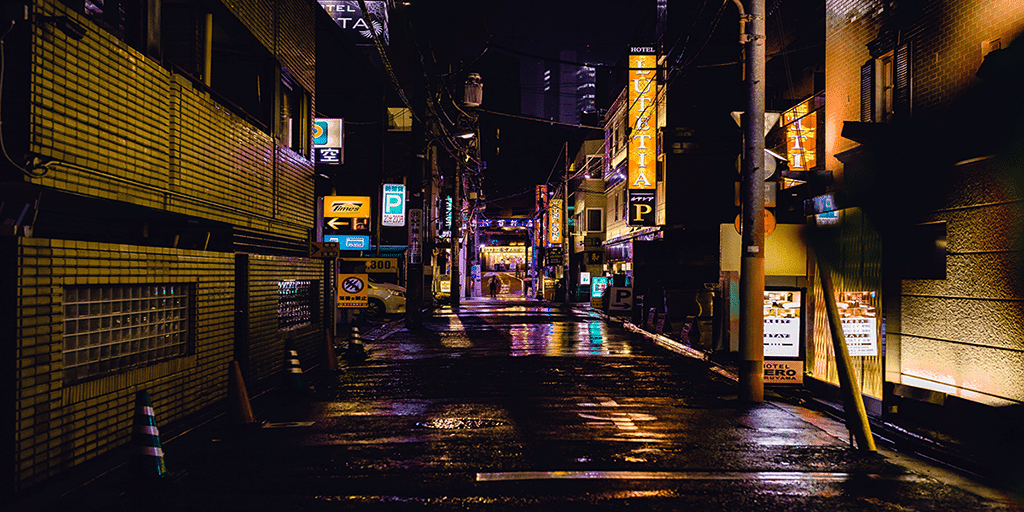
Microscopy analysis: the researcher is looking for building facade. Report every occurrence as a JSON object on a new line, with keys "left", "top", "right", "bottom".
{"left": 815, "top": 0, "right": 1024, "bottom": 477}
{"left": 1, "top": 0, "right": 325, "bottom": 496}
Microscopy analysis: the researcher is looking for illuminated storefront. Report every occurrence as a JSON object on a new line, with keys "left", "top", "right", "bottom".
{"left": 480, "top": 245, "right": 528, "bottom": 272}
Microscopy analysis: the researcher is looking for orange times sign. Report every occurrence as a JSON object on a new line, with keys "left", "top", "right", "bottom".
{"left": 628, "top": 52, "right": 657, "bottom": 191}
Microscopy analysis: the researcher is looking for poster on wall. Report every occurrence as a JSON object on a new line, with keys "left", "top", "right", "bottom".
{"left": 763, "top": 290, "right": 801, "bottom": 358}
{"left": 838, "top": 291, "right": 878, "bottom": 357}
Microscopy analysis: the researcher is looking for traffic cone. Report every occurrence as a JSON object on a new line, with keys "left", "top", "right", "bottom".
{"left": 323, "top": 330, "right": 339, "bottom": 372}
{"left": 228, "top": 361, "right": 256, "bottom": 425}
{"left": 346, "top": 325, "right": 366, "bottom": 360}
{"left": 130, "top": 391, "right": 167, "bottom": 479}
{"left": 283, "top": 340, "right": 305, "bottom": 391}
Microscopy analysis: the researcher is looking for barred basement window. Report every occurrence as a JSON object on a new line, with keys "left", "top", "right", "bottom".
{"left": 279, "top": 280, "right": 317, "bottom": 330}
{"left": 63, "top": 284, "right": 193, "bottom": 383}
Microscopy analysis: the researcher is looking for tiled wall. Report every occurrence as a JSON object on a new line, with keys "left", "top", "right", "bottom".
{"left": 12, "top": 0, "right": 324, "bottom": 494}
{"left": 29, "top": 0, "right": 317, "bottom": 240}
{"left": 13, "top": 238, "right": 235, "bottom": 491}
{"left": 244, "top": 254, "right": 326, "bottom": 387}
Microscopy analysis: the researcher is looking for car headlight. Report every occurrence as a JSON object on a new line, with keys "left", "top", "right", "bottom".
{"left": 393, "top": 291, "right": 405, "bottom": 298}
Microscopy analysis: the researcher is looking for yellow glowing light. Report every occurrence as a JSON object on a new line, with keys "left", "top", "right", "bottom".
{"left": 628, "top": 54, "right": 657, "bottom": 191}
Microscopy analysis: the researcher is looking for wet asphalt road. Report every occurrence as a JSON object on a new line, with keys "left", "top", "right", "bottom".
{"left": 14, "top": 298, "right": 1023, "bottom": 511}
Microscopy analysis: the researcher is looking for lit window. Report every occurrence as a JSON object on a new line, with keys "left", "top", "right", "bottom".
{"left": 387, "top": 107, "right": 413, "bottom": 131}
{"left": 279, "top": 280, "right": 319, "bottom": 330}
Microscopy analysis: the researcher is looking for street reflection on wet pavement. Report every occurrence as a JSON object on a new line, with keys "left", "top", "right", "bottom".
{"left": 17, "top": 298, "right": 1020, "bottom": 512}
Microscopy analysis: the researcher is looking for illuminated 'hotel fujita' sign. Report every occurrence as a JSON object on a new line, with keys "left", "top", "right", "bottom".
{"left": 628, "top": 47, "right": 657, "bottom": 226}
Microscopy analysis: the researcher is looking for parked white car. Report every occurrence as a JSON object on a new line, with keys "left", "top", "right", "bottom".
{"left": 367, "top": 280, "right": 406, "bottom": 318}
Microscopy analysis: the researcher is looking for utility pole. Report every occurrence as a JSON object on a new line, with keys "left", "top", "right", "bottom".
{"left": 739, "top": 0, "right": 765, "bottom": 402}
{"left": 563, "top": 142, "right": 571, "bottom": 305}
{"left": 450, "top": 165, "right": 461, "bottom": 308}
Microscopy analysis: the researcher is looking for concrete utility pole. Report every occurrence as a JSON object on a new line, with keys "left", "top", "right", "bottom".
{"left": 451, "top": 166, "right": 461, "bottom": 308}
{"left": 739, "top": 0, "right": 765, "bottom": 402}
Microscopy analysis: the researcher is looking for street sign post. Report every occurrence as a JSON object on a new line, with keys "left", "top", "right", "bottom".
{"left": 309, "top": 241, "right": 340, "bottom": 259}
{"left": 338, "top": 273, "right": 368, "bottom": 308}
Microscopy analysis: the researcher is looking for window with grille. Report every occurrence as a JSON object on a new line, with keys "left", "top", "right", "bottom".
{"left": 279, "top": 280, "right": 318, "bottom": 330}
{"left": 63, "top": 284, "right": 193, "bottom": 383}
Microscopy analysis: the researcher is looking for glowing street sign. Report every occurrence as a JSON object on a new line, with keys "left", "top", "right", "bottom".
{"left": 324, "top": 196, "right": 370, "bottom": 218}
{"left": 628, "top": 51, "right": 657, "bottom": 191}
{"left": 548, "top": 199, "right": 563, "bottom": 245}
{"left": 382, "top": 184, "right": 405, "bottom": 227}
{"left": 317, "top": 1, "right": 390, "bottom": 46}
{"left": 313, "top": 118, "right": 343, "bottom": 164}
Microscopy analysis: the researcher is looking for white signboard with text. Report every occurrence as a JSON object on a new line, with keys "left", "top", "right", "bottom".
{"left": 842, "top": 317, "right": 878, "bottom": 356}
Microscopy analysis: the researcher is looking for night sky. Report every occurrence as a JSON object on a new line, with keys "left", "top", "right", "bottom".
{"left": 406, "top": 1, "right": 655, "bottom": 212}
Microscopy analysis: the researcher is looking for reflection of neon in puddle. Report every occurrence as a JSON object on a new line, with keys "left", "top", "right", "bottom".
{"left": 509, "top": 320, "right": 631, "bottom": 356}
{"left": 443, "top": 316, "right": 472, "bottom": 348}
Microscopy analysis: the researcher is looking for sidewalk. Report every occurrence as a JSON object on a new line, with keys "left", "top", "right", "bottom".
{"left": 590, "top": 304, "right": 1022, "bottom": 503}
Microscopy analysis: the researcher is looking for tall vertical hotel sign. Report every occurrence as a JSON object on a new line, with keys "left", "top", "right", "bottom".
{"left": 628, "top": 47, "right": 657, "bottom": 226}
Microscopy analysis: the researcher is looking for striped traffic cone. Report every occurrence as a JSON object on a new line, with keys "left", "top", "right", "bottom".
{"left": 346, "top": 325, "right": 366, "bottom": 360}
{"left": 283, "top": 340, "right": 305, "bottom": 391}
{"left": 131, "top": 391, "right": 167, "bottom": 479}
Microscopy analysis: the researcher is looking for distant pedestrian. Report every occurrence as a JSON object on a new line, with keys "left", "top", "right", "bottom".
{"left": 489, "top": 276, "right": 499, "bottom": 298}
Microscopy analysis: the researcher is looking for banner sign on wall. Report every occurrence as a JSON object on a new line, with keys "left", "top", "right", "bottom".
{"left": 628, "top": 190, "right": 656, "bottom": 226}
{"left": 627, "top": 47, "right": 658, "bottom": 227}
{"left": 627, "top": 48, "right": 657, "bottom": 191}
{"left": 317, "top": 1, "right": 390, "bottom": 46}
{"left": 838, "top": 291, "right": 878, "bottom": 357}
{"left": 535, "top": 185, "right": 548, "bottom": 247}
{"left": 548, "top": 199, "right": 563, "bottom": 245}
{"left": 313, "top": 118, "right": 343, "bottom": 164}
{"left": 842, "top": 317, "right": 878, "bottom": 356}
{"left": 764, "top": 360, "right": 804, "bottom": 385}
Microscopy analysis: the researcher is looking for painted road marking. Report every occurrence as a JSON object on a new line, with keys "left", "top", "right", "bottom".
{"left": 476, "top": 471, "right": 931, "bottom": 482}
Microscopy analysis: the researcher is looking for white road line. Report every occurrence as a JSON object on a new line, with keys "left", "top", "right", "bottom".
{"left": 476, "top": 470, "right": 929, "bottom": 482}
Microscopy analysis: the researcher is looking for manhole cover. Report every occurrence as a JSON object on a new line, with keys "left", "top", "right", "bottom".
{"left": 417, "top": 418, "right": 508, "bottom": 430}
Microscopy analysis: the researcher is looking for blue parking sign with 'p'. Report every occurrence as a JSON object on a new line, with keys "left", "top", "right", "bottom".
{"left": 382, "top": 184, "right": 405, "bottom": 227}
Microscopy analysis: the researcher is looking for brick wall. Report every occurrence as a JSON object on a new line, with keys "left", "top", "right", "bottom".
{"left": 11, "top": 240, "right": 328, "bottom": 492}
{"left": 29, "top": 0, "right": 316, "bottom": 240}
{"left": 11, "top": 0, "right": 324, "bottom": 494}
{"left": 13, "top": 238, "right": 235, "bottom": 491}
{"left": 824, "top": 0, "right": 1024, "bottom": 406}
{"left": 243, "top": 254, "right": 326, "bottom": 388}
